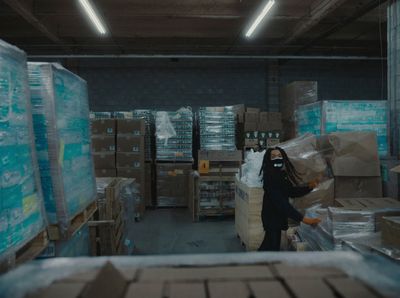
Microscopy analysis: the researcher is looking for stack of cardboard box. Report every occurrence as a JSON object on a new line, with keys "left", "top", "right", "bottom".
{"left": 327, "top": 132, "right": 382, "bottom": 198}
{"left": 91, "top": 119, "right": 117, "bottom": 177}
{"left": 116, "top": 119, "right": 146, "bottom": 199}
{"left": 280, "top": 81, "right": 318, "bottom": 140}
{"left": 242, "top": 108, "right": 283, "bottom": 151}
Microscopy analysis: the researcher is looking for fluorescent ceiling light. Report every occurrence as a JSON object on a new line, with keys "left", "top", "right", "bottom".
{"left": 78, "top": 0, "right": 107, "bottom": 35}
{"left": 245, "top": 0, "right": 275, "bottom": 38}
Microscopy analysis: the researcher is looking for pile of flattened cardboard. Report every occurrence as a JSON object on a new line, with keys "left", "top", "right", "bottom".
{"left": 27, "top": 262, "right": 383, "bottom": 298}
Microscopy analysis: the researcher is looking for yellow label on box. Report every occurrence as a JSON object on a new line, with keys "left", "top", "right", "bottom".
{"left": 58, "top": 140, "right": 65, "bottom": 167}
{"left": 199, "top": 160, "right": 209, "bottom": 174}
{"left": 168, "top": 170, "right": 177, "bottom": 177}
{"left": 175, "top": 152, "right": 184, "bottom": 157}
{"left": 23, "top": 194, "right": 38, "bottom": 215}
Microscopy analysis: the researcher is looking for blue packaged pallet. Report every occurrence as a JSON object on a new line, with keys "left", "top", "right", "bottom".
{"left": 28, "top": 62, "right": 96, "bottom": 236}
{"left": 296, "top": 100, "right": 389, "bottom": 156}
{"left": 0, "top": 40, "right": 46, "bottom": 262}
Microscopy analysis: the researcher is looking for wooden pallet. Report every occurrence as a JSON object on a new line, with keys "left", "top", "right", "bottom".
{"left": 48, "top": 201, "right": 98, "bottom": 241}
{"left": 88, "top": 211, "right": 124, "bottom": 256}
{"left": 0, "top": 229, "right": 49, "bottom": 273}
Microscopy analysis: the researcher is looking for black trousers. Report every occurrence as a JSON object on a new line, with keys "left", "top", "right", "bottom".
{"left": 258, "top": 228, "right": 281, "bottom": 251}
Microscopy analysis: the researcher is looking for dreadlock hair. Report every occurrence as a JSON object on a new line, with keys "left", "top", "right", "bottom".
{"left": 259, "top": 147, "right": 302, "bottom": 186}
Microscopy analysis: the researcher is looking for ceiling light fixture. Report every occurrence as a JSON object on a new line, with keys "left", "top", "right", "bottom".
{"left": 245, "top": 0, "right": 275, "bottom": 38}
{"left": 78, "top": 0, "right": 107, "bottom": 35}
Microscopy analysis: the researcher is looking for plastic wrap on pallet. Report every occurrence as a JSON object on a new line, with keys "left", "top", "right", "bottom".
{"left": 0, "top": 40, "right": 47, "bottom": 264}
{"left": 155, "top": 107, "right": 193, "bottom": 161}
{"left": 28, "top": 62, "right": 96, "bottom": 235}
{"left": 199, "top": 107, "right": 236, "bottom": 151}
{"left": 297, "top": 207, "right": 336, "bottom": 251}
{"left": 298, "top": 205, "right": 393, "bottom": 251}
{"left": 239, "top": 149, "right": 265, "bottom": 187}
{"left": 89, "top": 112, "right": 113, "bottom": 119}
{"left": 133, "top": 109, "right": 154, "bottom": 161}
{"left": 278, "top": 134, "right": 330, "bottom": 182}
{"left": 199, "top": 180, "right": 235, "bottom": 210}
{"left": 118, "top": 178, "right": 141, "bottom": 254}
{"left": 295, "top": 100, "right": 389, "bottom": 156}
{"left": 38, "top": 224, "right": 89, "bottom": 258}
{"left": 113, "top": 111, "right": 133, "bottom": 119}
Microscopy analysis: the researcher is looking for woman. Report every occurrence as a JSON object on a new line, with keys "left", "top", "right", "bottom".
{"left": 258, "top": 147, "right": 321, "bottom": 251}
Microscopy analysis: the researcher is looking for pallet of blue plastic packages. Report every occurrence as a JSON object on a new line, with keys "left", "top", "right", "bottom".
{"left": 295, "top": 100, "right": 389, "bottom": 157}
{"left": 0, "top": 40, "right": 47, "bottom": 267}
{"left": 28, "top": 62, "right": 96, "bottom": 239}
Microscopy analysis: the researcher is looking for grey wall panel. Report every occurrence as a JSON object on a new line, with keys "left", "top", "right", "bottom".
{"left": 40, "top": 58, "right": 387, "bottom": 111}
{"left": 280, "top": 59, "right": 387, "bottom": 101}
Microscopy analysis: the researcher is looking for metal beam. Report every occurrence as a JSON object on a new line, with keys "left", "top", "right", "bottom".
{"left": 283, "top": 0, "right": 348, "bottom": 45}
{"left": 295, "top": 0, "right": 387, "bottom": 55}
{"left": 3, "top": 0, "right": 69, "bottom": 50}
{"left": 26, "top": 54, "right": 386, "bottom": 61}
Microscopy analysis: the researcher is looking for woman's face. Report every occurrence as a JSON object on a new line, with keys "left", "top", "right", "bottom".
{"left": 270, "top": 149, "right": 283, "bottom": 160}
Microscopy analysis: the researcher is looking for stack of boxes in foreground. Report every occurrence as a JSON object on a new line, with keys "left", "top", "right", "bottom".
{"left": 155, "top": 108, "right": 194, "bottom": 207}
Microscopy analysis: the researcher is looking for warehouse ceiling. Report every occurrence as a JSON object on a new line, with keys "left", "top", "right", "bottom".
{"left": 0, "top": 0, "right": 387, "bottom": 57}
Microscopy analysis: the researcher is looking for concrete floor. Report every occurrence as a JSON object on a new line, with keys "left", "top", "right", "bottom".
{"left": 129, "top": 209, "right": 245, "bottom": 255}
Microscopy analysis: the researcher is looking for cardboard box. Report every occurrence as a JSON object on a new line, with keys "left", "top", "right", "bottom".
{"left": 281, "top": 81, "right": 318, "bottom": 120}
{"left": 91, "top": 119, "right": 116, "bottom": 135}
{"left": 198, "top": 150, "right": 242, "bottom": 162}
{"left": 116, "top": 153, "right": 144, "bottom": 169}
{"left": 282, "top": 120, "right": 296, "bottom": 141}
{"left": 91, "top": 136, "right": 115, "bottom": 152}
{"left": 117, "top": 168, "right": 145, "bottom": 197}
{"left": 246, "top": 107, "right": 260, "bottom": 113}
{"left": 245, "top": 131, "right": 259, "bottom": 140}
{"left": 231, "top": 104, "right": 245, "bottom": 123}
{"left": 328, "top": 132, "right": 381, "bottom": 177}
{"left": 95, "top": 168, "right": 117, "bottom": 177}
{"left": 116, "top": 119, "right": 145, "bottom": 135}
{"left": 381, "top": 216, "right": 400, "bottom": 249}
{"left": 259, "top": 112, "right": 269, "bottom": 123}
{"left": 93, "top": 152, "right": 116, "bottom": 169}
{"left": 116, "top": 135, "right": 144, "bottom": 153}
{"left": 258, "top": 120, "right": 283, "bottom": 131}
{"left": 259, "top": 131, "right": 282, "bottom": 140}
{"left": 381, "top": 159, "right": 400, "bottom": 199}
{"left": 245, "top": 139, "right": 259, "bottom": 147}
{"left": 156, "top": 163, "right": 193, "bottom": 207}
{"left": 244, "top": 112, "right": 259, "bottom": 123}
{"left": 293, "top": 178, "right": 335, "bottom": 212}
{"left": 145, "top": 163, "right": 153, "bottom": 206}
{"left": 244, "top": 122, "right": 258, "bottom": 132}
{"left": 266, "top": 139, "right": 280, "bottom": 148}
{"left": 334, "top": 176, "right": 382, "bottom": 198}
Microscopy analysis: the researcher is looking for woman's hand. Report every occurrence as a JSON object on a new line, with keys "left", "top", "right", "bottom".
{"left": 302, "top": 217, "right": 321, "bottom": 227}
